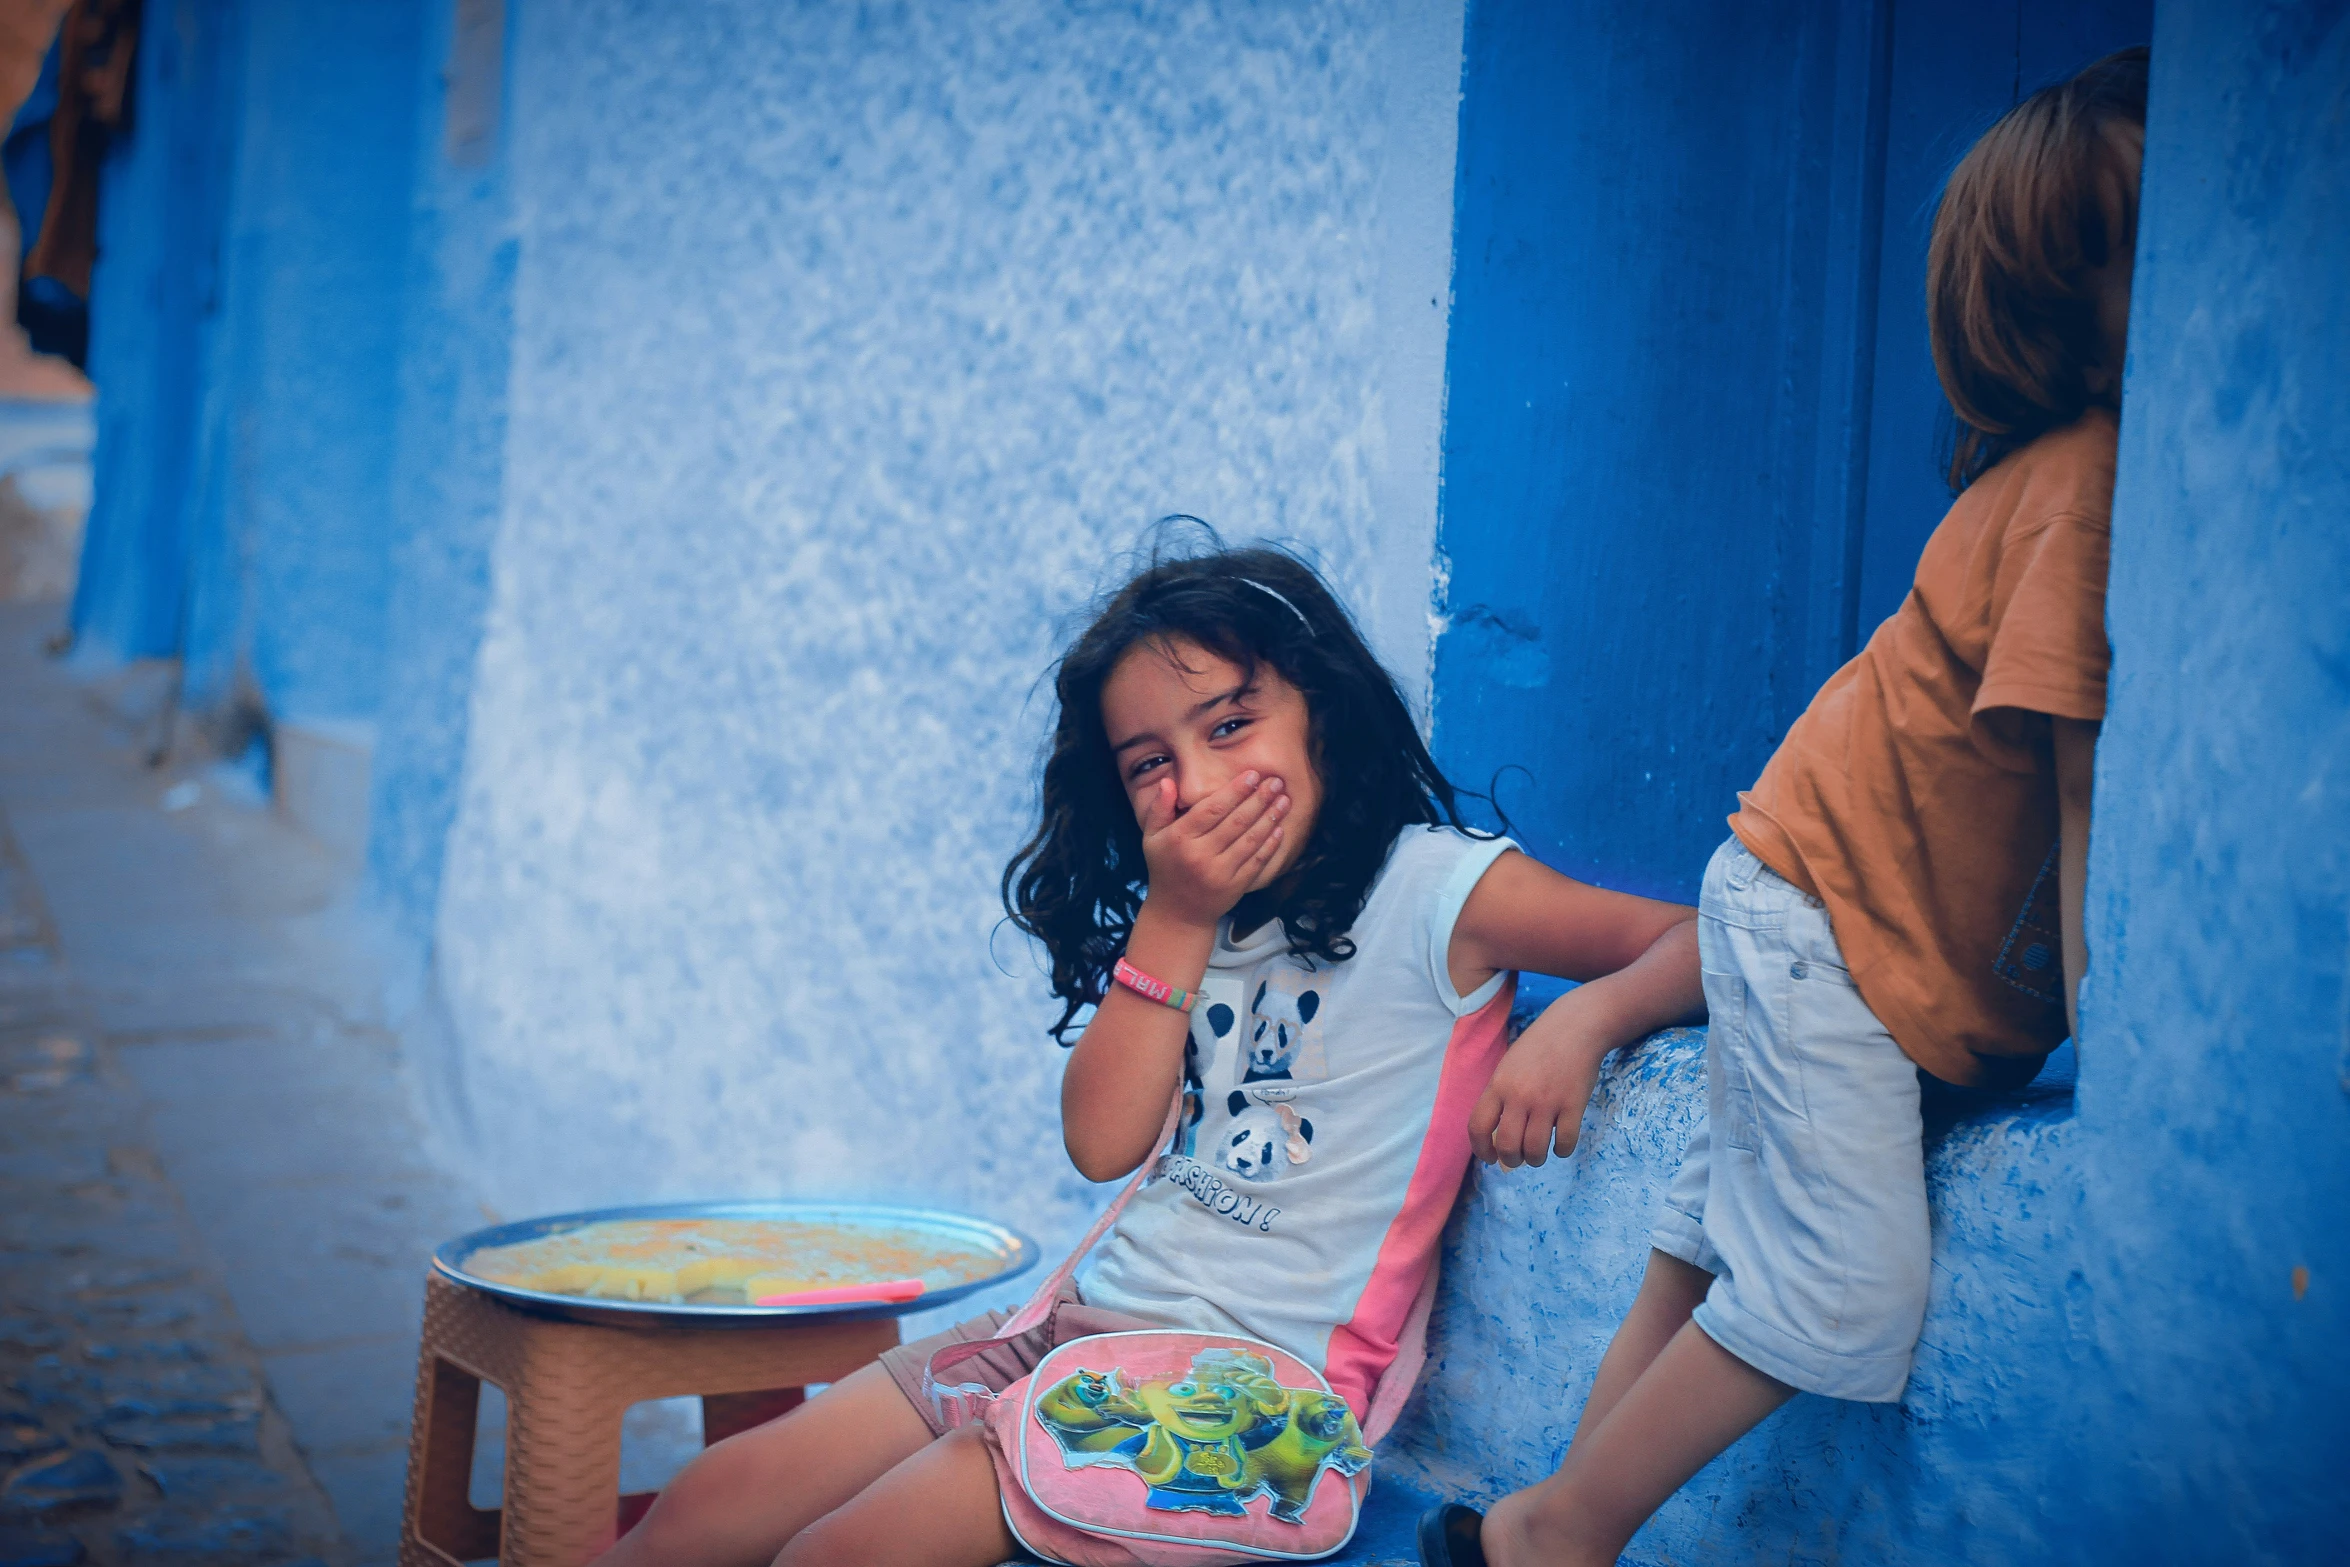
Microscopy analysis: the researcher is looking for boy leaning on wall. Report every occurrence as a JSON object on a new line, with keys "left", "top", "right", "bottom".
{"left": 1420, "top": 47, "right": 2151, "bottom": 1567}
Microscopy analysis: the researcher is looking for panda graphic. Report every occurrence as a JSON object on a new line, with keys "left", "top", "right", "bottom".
{"left": 1241, "top": 976, "right": 1325, "bottom": 1084}
{"left": 1218, "top": 1089, "right": 1314, "bottom": 1183}
{"left": 1176, "top": 999, "right": 1239, "bottom": 1157}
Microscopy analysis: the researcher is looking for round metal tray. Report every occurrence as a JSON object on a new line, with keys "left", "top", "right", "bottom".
{"left": 433, "top": 1200, "right": 1037, "bottom": 1328}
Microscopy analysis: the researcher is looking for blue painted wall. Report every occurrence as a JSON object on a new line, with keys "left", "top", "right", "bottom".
{"left": 1385, "top": 1031, "right": 2093, "bottom": 1562}
{"left": 63, "top": 0, "right": 2349, "bottom": 1556}
{"left": 74, "top": 0, "right": 421, "bottom": 731}
{"left": 368, "top": 0, "right": 513, "bottom": 962}
{"left": 2069, "top": 0, "right": 2350, "bottom": 1550}
{"left": 1851, "top": 0, "right": 2153, "bottom": 636}
{"left": 67, "top": 2, "right": 1473, "bottom": 1294}
{"left": 1433, "top": 0, "right": 2147, "bottom": 903}
{"left": 1432, "top": 0, "right": 1883, "bottom": 904}
{"left": 74, "top": 0, "right": 242, "bottom": 665}
{"left": 415, "top": 2, "right": 1470, "bottom": 1307}
{"left": 1385, "top": 2, "right": 2347, "bottom": 1561}
{"left": 188, "top": 0, "right": 422, "bottom": 727}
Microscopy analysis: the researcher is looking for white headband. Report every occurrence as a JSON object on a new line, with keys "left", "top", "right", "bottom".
{"left": 1238, "top": 578, "right": 1314, "bottom": 636}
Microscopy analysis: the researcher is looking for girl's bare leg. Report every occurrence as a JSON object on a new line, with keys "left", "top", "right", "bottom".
{"left": 1483, "top": 1320, "right": 1792, "bottom": 1567}
{"left": 775, "top": 1423, "right": 1016, "bottom": 1567}
{"left": 1568, "top": 1249, "right": 1715, "bottom": 1445}
{"left": 595, "top": 1362, "right": 934, "bottom": 1567}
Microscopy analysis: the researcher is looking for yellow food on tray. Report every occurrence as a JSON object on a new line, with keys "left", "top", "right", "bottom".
{"left": 463, "top": 1217, "right": 992, "bottom": 1306}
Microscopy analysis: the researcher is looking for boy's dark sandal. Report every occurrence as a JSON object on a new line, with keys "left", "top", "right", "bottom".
{"left": 1416, "top": 1502, "right": 1488, "bottom": 1567}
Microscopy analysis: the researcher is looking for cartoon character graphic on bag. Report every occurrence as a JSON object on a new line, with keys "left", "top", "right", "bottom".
{"left": 1034, "top": 1347, "right": 1371, "bottom": 1522}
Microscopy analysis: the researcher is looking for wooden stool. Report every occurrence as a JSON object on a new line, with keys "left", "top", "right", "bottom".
{"left": 399, "top": 1272, "right": 900, "bottom": 1567}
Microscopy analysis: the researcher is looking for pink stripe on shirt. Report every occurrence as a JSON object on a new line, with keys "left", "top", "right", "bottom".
{"left": 1321, "top": 979, "right": 1516, "bottom": 1416}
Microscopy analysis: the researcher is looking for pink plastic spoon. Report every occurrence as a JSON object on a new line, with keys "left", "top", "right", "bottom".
{"left": 753, "top": 1277, "right": 926, "bottom": 1308}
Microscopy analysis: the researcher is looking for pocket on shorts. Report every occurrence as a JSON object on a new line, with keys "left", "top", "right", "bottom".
{"left": 1792, "top": 952, "right": 1859, "bottom": 990}
{"left": 1782, "top": 898, "right": 1859, "bottom": 990}
{"left": 1703, "top": 966, "right": 1762, "bottom": 1155}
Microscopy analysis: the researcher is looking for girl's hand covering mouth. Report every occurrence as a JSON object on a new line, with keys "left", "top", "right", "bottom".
{"left": 1136, "top": 768, "right": 1291, "bottom": 930}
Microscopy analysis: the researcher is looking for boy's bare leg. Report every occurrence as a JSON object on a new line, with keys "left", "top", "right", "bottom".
{"left": 1568, "top": 1249, "right": 1714, "bottom": 1445}
{"left": 595, "top": 1362, "right": 935, "bottom": 1567}
{"left": 775, "top": 1423, "right": 1016, "bottom": 1567}
{"left": 1483, "top": 1321, "right": 1792, "bottom": 1567}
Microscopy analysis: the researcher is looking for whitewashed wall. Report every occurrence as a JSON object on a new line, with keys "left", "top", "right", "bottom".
{"left": 419, "top": 0, "right": 1465, "bottom": 1309}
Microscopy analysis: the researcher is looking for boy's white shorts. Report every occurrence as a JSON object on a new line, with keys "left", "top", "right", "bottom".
{"left": 1651, "top": 836, "right": 1930, "bottom": 1403}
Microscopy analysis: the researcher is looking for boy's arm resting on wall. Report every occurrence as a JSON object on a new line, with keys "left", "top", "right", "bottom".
{"left": 1451, "top": 851, "right": 1704, "bottom": 1169}
{"left": 2054, "top": 717, "right": 2099, "bottom": 1042}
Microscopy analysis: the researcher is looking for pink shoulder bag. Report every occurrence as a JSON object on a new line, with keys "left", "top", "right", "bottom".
{"left": 923, "top": 1103, "right": 1436, "bottom": 1566}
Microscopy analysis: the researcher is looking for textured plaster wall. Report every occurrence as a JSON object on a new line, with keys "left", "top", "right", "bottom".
{"left": 179, "top": 0, "right": 421, "bottom": 727}
{"left": 75, "top": 0, "right": 240, "bottom": 663}
{"left": 1431, "top": 0, "right": 1882, "bottom": 905}
{"left": 368, "top": 0, "right": 515, "bottom": 962}
{"left": 1850, "top": 0, "right": 2153, "bottom": 635}
{"left": 1386, "top": 1032, "right": 2091, "bottom": 1562}
{"left": 423, "top": 0, "right": 1468, "bottom": 1304}
{"left": 69, "top": 2, "right": 2342, "bottom": 1552}
{"left": 1431, "top": 0, "right": 2148, "bottom": 906}
{"left": 2067, "top": 0, "right": 2349, "bottom": 1553}
{"left": 76, "top": 0, "right": 421, "bottom": 723}
{"left": 1383, "top": 2, "right": 2348, "bottom": 1560}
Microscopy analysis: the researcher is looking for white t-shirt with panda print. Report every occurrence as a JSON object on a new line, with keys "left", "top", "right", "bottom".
{"left": 1078, "top": 825, "right": 1518, "bottom": 1416}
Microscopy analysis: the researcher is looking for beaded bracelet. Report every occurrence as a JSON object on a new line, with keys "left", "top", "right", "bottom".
{"left": 1113, "top": 956, "right": 1195, "bottom": 1013}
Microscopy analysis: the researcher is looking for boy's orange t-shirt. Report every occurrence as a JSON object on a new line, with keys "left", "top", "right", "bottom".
{"left": 1730, "top": 409, "right": 2116, "bottom": 1086}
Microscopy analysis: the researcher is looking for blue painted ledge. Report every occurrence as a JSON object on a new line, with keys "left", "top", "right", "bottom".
{"left": 1007, "top": 1027, "right": 2081, "bottom": 1565}
{"left": 1381, "top": 1026, "right": 2086, "bottom": 1565}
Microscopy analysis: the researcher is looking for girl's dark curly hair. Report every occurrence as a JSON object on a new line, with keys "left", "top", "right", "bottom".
{"left": 1004, "top": 534, "right": 1489, "bottom": 1043}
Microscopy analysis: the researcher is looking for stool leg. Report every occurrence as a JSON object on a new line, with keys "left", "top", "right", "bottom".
{"left": 500, "top": 1375, "right": 627, "bottom": 1567}
{"left": 404, "top": 1353, "right": 502, "bottom": 1566}
{"left": 701, "top": 1386, "right": 805, "bottom": 1445}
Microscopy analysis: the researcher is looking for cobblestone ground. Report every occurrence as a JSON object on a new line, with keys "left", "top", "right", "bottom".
{"left": 0, "top": 820, "right": 342, "bottom": 1564}
{"left": 0, "top": 602, "right": 500, "bottom": 1565}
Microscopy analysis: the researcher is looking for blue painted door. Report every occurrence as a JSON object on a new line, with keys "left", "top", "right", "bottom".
{"left": 1433, "top": 0, "right": 2151, "bottom": 903}
{"left": 73, "top": 0, "right": 244, "bottom": 661}
{"left": 1854, "top": 0, "right": 2159, "bottom": 635}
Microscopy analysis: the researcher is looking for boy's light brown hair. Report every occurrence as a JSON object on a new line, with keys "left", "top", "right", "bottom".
{"left": 1929, "top": 46, "right": 2149, "bottom": 490}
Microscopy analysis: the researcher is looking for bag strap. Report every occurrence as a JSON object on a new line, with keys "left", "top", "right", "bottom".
{"left": 923, "top": 1096, "right": 1181, "bottom": 1426}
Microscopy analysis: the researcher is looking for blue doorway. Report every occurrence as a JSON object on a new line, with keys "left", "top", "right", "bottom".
{"left": 1431, "top": 0, "right": 2153, "bottom": 901}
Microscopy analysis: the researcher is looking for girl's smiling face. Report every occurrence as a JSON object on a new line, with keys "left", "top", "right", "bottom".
{"left": 1101, "top": 637, "right": 1322, "bottom": 892}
